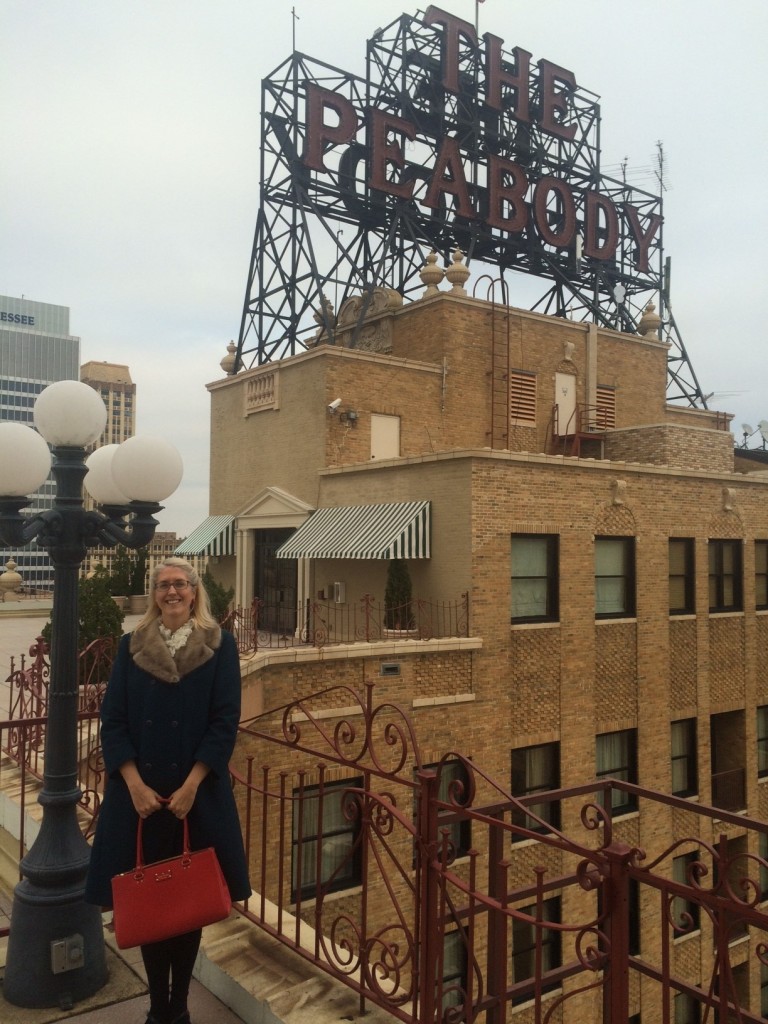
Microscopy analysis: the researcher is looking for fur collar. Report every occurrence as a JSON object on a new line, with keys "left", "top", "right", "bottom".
{"left": 129, "top": 621, "right": 221, "bottom": 684}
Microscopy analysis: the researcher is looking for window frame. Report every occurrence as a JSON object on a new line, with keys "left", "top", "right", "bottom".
{"left": 756, "top": 540, "right": 768, "bottom": 610}
{"left": 758, "top": 706, "right": 768, "bottom": 779}
{"left": 511, "top": 896, "right": 562, "bottom": 1003}
{"left": 596, "top": 729, "right": 638, "bottom": 815}
{"left": 511, "top": 742, "right": 561, "bottom": 840}
{"left": 671, "top": 719, "right": 698, "bottom": 797}
{"left": 291, "top": 776, "right": 362, "bottom": 901}
{"left": 511, "top": 533, "right": 559, "bottom": 624}
{"left": 672, "top": 852, "right": 701, "bottom": 935}
{"left": 595, "top": 536, "right": 636, "bottom": 619}
{"left": 708, "top": 539, "right": 743, "bottom": 613}
{"left": 669, "top": 537, "right": 695, "bottom": 616}
{"left": 427, "top": 758, "right": 472, "bottom": 859}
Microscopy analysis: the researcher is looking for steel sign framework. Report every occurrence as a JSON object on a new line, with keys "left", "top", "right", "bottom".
{"left": 236, "top": 5, "right": 705, "bottom": 406}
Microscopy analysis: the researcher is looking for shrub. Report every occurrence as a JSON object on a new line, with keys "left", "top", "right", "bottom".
{"left": 202, "top": 569, "right": 235, "bottom": 623}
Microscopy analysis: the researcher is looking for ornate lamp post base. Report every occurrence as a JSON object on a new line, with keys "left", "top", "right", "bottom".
{"left": 4, "top": 883, "right": 107, "bottom": 1009}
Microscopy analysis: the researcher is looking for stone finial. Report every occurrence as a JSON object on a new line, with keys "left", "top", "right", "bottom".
{"left": 220, "top": 340, "right": 237, "bottom": 376}
{"left": 611, "top": 478, "right": 627, "bottom": 505}
{"left": 0, "top": 558, "right": 22, "bottom": 602}
{"left": 419, "top": 251, "right": 444, "bottom": 297}
{"left": 445, "top": 247, "right": 470, "bottom": 296}
{"left": 637, "top": 300, "right": 662, "bottom": 338}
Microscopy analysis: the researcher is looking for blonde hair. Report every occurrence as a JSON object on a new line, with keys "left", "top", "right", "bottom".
{"left": 134, "top": 556, "right": 218, "bottom": 633}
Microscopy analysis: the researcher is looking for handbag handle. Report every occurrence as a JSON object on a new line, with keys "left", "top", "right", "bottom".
{"left": 134, "top": 798, "right": 191, "bottom": 871}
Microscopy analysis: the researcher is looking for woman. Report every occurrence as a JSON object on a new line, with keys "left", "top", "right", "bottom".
{"left": 86, "top": 557, "right": 251, "bottom": 1024}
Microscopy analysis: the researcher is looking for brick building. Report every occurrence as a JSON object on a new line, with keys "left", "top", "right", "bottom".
{"left": 205, "top": 258, "right": 768, "bottom": 1021}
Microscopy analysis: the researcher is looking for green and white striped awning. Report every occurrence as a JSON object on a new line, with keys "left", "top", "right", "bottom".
{"left": 276, "top": 501, "right": 430, "bottom": 560}
{"left": 174, "top": 515, "right": 235, "bottom": 557}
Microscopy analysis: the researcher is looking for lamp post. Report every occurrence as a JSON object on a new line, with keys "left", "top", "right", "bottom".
{"left": 0, "top": 380, "right": 183, "bottom": 1009}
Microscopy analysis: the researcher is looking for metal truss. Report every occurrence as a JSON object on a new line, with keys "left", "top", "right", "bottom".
{"left": 236, "top": 7, "right": 705, "bottom": 407}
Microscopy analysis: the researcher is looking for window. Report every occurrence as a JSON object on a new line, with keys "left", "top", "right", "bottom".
{"left": 671, "top": 719, "right": 698, "bottom": 797}
{"left": 669, "top": 538, "right": 695, "bottom": 615}
{"left": 292, "top": 777, "right": 362, "bottom": 900}
{"left": 757, "top": 541, "right": 768, "bottom": 610}
{"left": 758, "top": 706, "right": 768, "bottom": 779}
{"left": 511, "top": 897, "right": 561, "bottom": 1003}
{"left": 672, "top": 852, "right": 701, "bottom": 934}
{"left": 708, "top": 539, "right": 742, "bottom": 612}
{"left": 511, "top": 743, "right": 560, "bottom": 839}
{"left": 759, "top": 832, "right": 768, "bottom": 902}
{"left": 511, "top": 534, "right": 559, "bottom": 622}
{"left": 674, "top": 992, "right": 701, "bottom": 1024}
{"left": 510, "top": 370, "right": 537, "bottom": 425}
{"left": 427, "top": 759, "right": 471, "bottom": 858}
{"left": 596, "top": 729, "right": 637, "bottom": 815}
{"left": 595, "top": 537, "right": 635, "bottom": 618}
{"left": 440, "top": 930, "right": 467, "bottom": 1011}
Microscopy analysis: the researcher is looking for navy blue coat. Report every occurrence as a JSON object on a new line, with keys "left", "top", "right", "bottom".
{"left": 85, "top": 624, "right": 251, "bottom": 907}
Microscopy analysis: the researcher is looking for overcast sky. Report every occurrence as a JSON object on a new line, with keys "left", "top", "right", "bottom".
{"left": 2, "top": 1, "right": 766, "bottom": 536}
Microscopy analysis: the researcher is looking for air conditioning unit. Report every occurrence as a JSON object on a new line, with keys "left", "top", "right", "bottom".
{"left": 333, "top": 581, "right": 346, "bottom": 604}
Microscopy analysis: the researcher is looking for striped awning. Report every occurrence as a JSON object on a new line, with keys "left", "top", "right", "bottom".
{"left": 174, "top": 515, "right": 235, "bottom": 557}
{"left": 276, "top": 501, "right": 430, "bottom": 560}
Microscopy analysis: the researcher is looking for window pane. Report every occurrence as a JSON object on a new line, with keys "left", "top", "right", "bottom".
{"left": 512, "top": 578, "right": 548, "bottom": 619}
{"left": 512, "top": 538, "right": 549, "bottom": 576}
{"left": 669, "top": 577, "right": 687, "bottom": 609}
{"left": 595, "top": 539, "right": 626, "bottom": 575}
{"left": 669, "top": 540, "right": 687, "bottom": 575}
{"left": 596, "top": 577, "right": 626, "bottom": 614}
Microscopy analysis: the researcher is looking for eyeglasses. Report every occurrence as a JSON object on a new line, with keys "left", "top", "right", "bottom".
{"left": 155, "top": 579, "right": 194, "bottom": 592}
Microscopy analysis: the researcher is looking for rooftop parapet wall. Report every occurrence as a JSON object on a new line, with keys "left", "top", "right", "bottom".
{"left": 603, "top": 422, "right": 735, "bottom": 473}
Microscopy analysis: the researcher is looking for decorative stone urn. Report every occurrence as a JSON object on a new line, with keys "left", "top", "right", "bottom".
{"left": 0, "top": 558, "right": 22, "bottom": 602}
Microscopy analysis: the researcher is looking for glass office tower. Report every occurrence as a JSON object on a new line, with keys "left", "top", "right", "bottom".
{"left": 0, "top": 295, "right": 80, "bottom": 588}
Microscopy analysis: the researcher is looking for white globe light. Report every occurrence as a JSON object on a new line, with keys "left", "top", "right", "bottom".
{"left": 0, "top": 423, "right": 52, "bottom": 496}
{"left": 34, "top": 380, "right": 107, "bottom": 447}
{"left": 84, "top": 445, "right": 130, "bottom": 505}
{"left": 112, "top": 436, "right": 183, "bottom": 502}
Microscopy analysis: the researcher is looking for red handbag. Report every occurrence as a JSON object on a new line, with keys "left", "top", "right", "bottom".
{"left": 111, "top": 804, "right": 232, "bottom": 949}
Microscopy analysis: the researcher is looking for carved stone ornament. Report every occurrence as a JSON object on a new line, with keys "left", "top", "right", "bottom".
{"left": 612, "top": 478, "right": 627, "bottom": 505}
{"left": 722, "top": 487, "right": 735, "bottom": 511}
{"left": 637, "top": 300, "right": 662, "bottom": 338}
{"left": 419, "top": 251, "right": 444, "bottom": 297}
{"left": 220, "top": 340, "right": 237, "bottom": 376}
{"left": 445, "top": 247, "right": 470, "bottom": 295}
{"left": 563, "top": 340, "right": 576, "bottom": 363}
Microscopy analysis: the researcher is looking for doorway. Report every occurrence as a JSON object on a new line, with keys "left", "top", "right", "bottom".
{"left": 254, "top": 528, "right": 298, "bottom": 634}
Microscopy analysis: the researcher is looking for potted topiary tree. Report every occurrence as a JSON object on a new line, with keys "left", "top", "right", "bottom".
{"left": 384, "top": 558, "right": 416, "bottom": 636}
{"left": 127, "top": 546, "right": 149, "bottom": 614}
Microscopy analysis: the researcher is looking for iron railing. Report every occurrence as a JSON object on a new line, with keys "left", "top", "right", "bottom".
{"left": 3, "top": 654, "right": 768, "bottom": 1021}
{"left": 222, "top": 593, "right": 470, "bottom": 653}
{"left": 232, "top": 684, "right": 768, "bottom": 1024}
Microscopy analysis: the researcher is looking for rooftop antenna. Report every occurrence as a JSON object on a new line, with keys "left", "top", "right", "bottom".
{"left": 655, "top": 141, "right": 670, "bottom": 193}
{"left": 741, "top": 423, "right": 754, "bottom": 448}
{"left": 475, "top": 0, "right": 486, "bottom": 34}
{"left": 292, "top": 5, "right": 299, "bottom": 50}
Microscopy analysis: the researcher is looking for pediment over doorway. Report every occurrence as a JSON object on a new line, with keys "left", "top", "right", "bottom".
{"left": 235, "top": 486, "right": 314, "bottom": 531}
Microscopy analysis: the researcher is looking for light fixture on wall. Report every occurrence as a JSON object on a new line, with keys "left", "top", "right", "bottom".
{"left": 339, "top": 409, "right": 358, "bottom": 426}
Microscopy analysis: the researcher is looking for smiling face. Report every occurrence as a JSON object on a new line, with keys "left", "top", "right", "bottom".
{"left": 153, "top": 565, "right": 196, "bottom": 629}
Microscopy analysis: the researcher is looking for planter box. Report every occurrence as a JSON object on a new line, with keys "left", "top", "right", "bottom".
{"left": 128, "top": 594, "right": 149, "bottom": 614}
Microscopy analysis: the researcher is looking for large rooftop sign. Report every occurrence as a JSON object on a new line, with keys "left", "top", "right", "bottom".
{"left": 236, "top": 5, "right": 703, "bottom": 406}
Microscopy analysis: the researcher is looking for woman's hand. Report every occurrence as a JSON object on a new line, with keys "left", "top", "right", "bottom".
{"left": 167, "top": 783, "right": 197, "bottom": 819}
{"left": 167, "top": 761, "right": 211, "bottom": 818}
{"left": 119, "top": 759, "right": 163, "bottom": 818}
{"left": 128, "top": 781, "right": 163, "bottom": 819}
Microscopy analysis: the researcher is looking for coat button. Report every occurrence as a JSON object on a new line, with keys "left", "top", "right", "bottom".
{"left": 145, "top": 720, "right": 152, "bottom": 727}
{"left": 171, "top": 720, "right": 178, "bottom": 728}
{"left": 144, "top": 762, "right": 152, "bottom": 770}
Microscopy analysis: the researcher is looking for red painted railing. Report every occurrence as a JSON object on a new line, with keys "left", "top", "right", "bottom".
{"left": 3, "top": 657, "right": 768, "bottom": 1021}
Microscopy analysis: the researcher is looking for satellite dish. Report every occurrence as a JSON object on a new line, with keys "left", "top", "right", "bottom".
{"left": 759, "top": 420, "right": 768, "bottom": 444}
{"left": 742, "top": 423, "right": 754, "bottom": 435}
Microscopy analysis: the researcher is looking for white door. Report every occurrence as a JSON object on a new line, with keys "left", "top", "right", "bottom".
{"left": 554, "top": 373, "right": 577, "bottom": 435}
